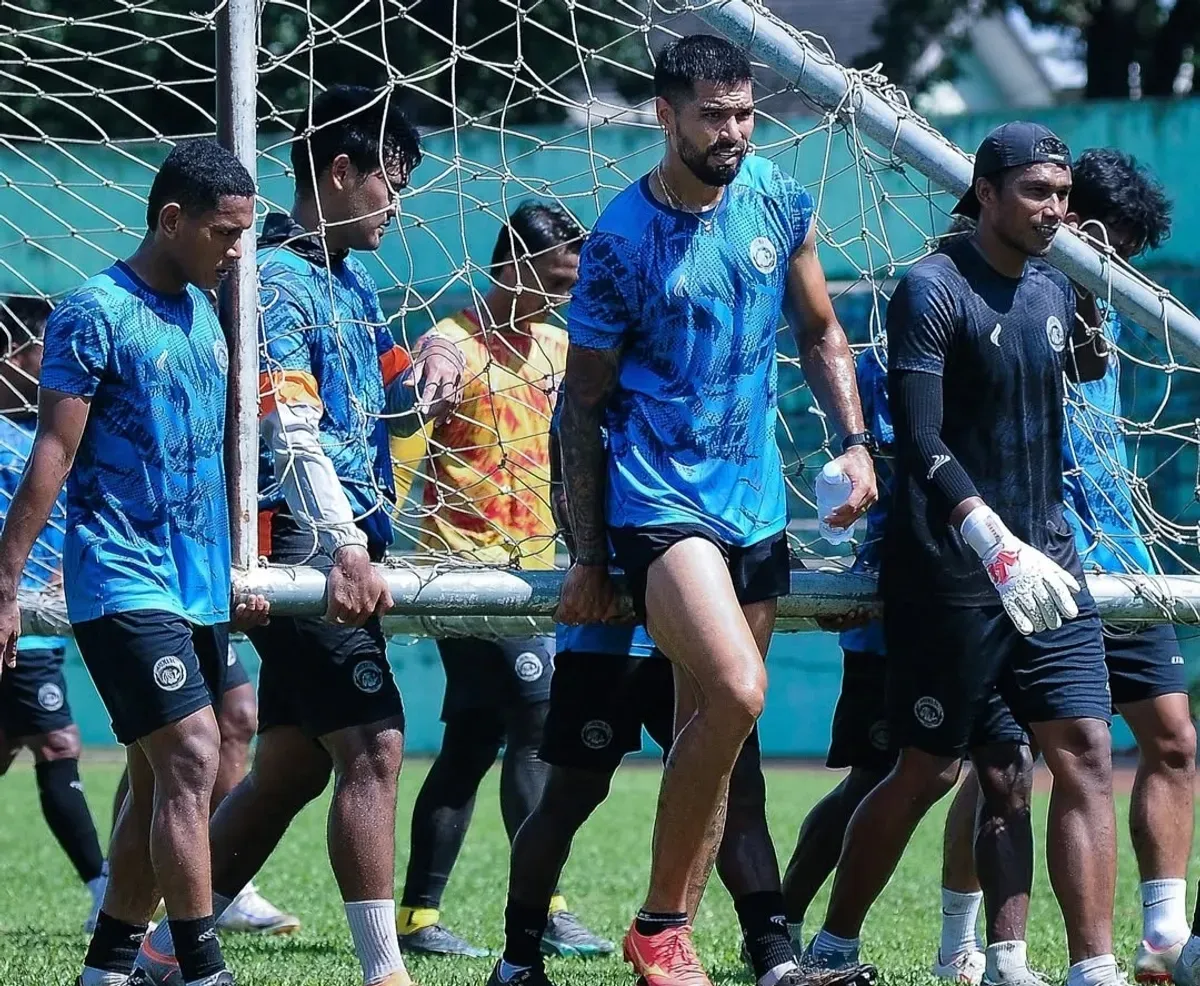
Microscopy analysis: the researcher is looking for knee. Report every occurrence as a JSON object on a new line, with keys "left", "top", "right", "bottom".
{"left": 728, "top": 736, "right": 767, "bottom": 810}
{"left": 706, "top": 660, "right": 767, "bottom": 732}
{"left": 334, "top": 724, "right": 404, "bottom": 787}
{"left": 218, "top": 686, "right": 258, "bottom": 748}
{"left": 1143, "top": 715, "right": 1197, "bottom": 776}
{"left": 161, "top": 722, "right": 222, "bottom": 796}
{"left": 974, "top": 744, "right": 1034, "bottom": 814}
{"left": 1043, "top": 718, "right": 1112, "bottom": 786}
{"left": 34, "top": 726, "right": 82, "bottom": 763}
{"left": 894, "top": 751, "right": 962, "bottom": 808}
{"left": 542, "top": 770, "right": 611, "bottom": 825}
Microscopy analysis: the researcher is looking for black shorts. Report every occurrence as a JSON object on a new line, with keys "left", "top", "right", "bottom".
{"left": 223, "top": 644, "right": 252, "bottom": 693}
{"left": 439, "top": 636, "right": 555, "bottom": 724}
{"left": 540, "top": 650, "right": 675, "bottom": 771}
{"left": 1104, "top": 623, "right": 1187, "bottom": 706}
{"left": 608, "top": 525, "right": 790, "bottom": 623}
{"left": 0, "top": 643, "right": 74, "bottom": 739}
{"left": 251, "top": 512, "right": 404, "bottom": 740}
{"left": 831, "top": 649, "right": 1025, "bottom": 770}
{"left": 74, "top": 611, "right": 229, "bottom": 746}
{"left": 885, "top": 593, "right": 1109, "bottom": 757}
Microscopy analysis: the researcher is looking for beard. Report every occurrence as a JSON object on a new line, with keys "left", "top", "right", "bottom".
{"left": 677, "top": 130, "right": 746, "bottom": 187}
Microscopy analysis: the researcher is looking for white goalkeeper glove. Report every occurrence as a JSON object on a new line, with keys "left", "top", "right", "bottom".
{"left": 960, "top": 504, "right": 1080, "bottom": 635}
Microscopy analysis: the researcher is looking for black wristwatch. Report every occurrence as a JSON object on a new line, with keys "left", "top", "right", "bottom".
{"left": 841, "top": 431, "right": 879, "bottom": 456}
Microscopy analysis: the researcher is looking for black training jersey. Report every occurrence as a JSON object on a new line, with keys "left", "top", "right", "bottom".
{"left": 880, "top": 237, "right": 1084, "bottom": 606}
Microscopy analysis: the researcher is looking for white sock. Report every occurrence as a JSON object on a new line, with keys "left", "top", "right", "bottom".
{"left": 1066, "top": 953, "right": 1118, "bottom": 986}
{"left": 810, "top": 929, "right": 860, "bottom": 962}
{"left": 345, "top": 900, "right": 406, "bottom": 985}
{"left": 143, "top": 893, "right": 237, "bottom": 959}
{"left": 940, "top": 888, "right": 983, "bottom": 961}
{"left": 79, "top": 970, "right": 129, "bottom": 986}
{"left": 760, "top": 960, "right": 801, "bottom": 986}
{"left": 1142, "top": 879, "right": 1189, "bottom": 949}
{"left": 788, "top": 921, "right": 805, "bottom": 953}
{"left": 497, "top": 959, "right": 530, "bottom": 983}
{"left": 985, "top": 941, "right": 1029, "bottom": 982}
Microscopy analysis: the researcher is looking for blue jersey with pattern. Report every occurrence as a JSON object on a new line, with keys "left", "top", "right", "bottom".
{"left": 1062, "top": 310, "right": 1153, "bottom": 575}
{"left": 839, "top": 347, "right": 892, "bottom": 656}
{"left": 0, "top": 415, "right": 68, "bottom": 649}
{"left": 567, "top": 156, "right": 813, "bottom": 546}
{"left": 40, "top": 262, "right": 230, "bottom": 624}
{"left": 258, "top": 244, "right": 396, "bottom": 550}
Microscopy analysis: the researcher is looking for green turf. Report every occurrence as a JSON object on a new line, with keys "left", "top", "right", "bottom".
{"left": 0, "top": 759, "right": 1177, "bottom": 985}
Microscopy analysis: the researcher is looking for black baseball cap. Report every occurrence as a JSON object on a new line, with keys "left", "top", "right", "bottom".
{"left": 953, "top": 121, "right": 1072, "bottom": 219}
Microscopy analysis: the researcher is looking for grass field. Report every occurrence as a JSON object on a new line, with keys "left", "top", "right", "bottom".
{"left": 0, "top": 759, "right": 1179, "bottom": 985}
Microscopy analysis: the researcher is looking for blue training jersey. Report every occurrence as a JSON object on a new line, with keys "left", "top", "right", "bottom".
{"left": 39, "top": 261, "right": 230, "bottom": 625}
{"left": 257, "top": 214, "right": 399, "bottom": 552}
{"left": 566, "top": 155, "right": 813, "bottom": 547}
{"left": 0, "top": 415, "right": 68, "bottom": 649}
{"left": 839, "top": 347, "right": 892, "bottom": 656}
{"left": 1062, "top": 309, "right": 1154, "bottom": 575}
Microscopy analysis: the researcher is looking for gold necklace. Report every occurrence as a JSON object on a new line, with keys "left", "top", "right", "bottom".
{"left": 655, "top": 164, "right": 722, "bottom": 233}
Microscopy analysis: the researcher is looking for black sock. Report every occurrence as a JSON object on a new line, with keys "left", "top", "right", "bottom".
{"left": 170, "top": 914, "right": 224, "bottom": 984}
{"left": 83, "top": 911, "right": 147, "bottom": 975}
{"left": 35, "top": 758, "right": 105, "bottom": 883}
{"left": 634, "top": 909, "right": 688, "bottom": 937}
{"left": 735, "top": 891, "right": 796, "bottom": 978}
{"left": 503, "top": 897, "right": 547, "bottom": 969}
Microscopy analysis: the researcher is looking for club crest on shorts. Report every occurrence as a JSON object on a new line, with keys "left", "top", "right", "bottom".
{"left": 153, "top": 656, "right": 188, "bottom": 692}
{"left": 749, "top": 236, "right": 777, "bottom": 274}
{"left": 1045, "top": 315, "right": 1066, "bottom": 352}
{"left": 868, "top": 719, "right": 890, "bottom": 751}
{"left": 913, "top": 696, "right": 944, "bottom": 729}
{"left": 352, "top": 660, "right": 383, "bottom": 694}
{"left": 514, "top": 652, "right": 543, "bottom": 682}
{"left": 580, "top": 719, "right": 613, "bottom": 750}
{"left": 37, "top": 682, "right": 64, "bottom": 712}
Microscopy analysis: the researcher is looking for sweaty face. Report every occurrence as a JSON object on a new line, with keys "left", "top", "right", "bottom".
{"left": 665, "top": 79, "right": 754, "bottom": 186}
{"left": 339, "top": 163, "right": 406, "bottom": 252}
{"left": 982, "top": 162, "right": 1071, "bottom": 259}
{"left": 175, "top": 195, "right": 255, "bottom": 290}
{"left": 508, "top": 247, "right": 580, "bottom": 323}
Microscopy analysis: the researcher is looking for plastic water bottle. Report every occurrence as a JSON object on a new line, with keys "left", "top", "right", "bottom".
{"left": 816, "top": 460, "right": 857, "bottom": 545}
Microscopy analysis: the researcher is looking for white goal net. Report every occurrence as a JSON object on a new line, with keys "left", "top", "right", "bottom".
{"left": 4, "top": 0, "right": 1200, "bottom": 631}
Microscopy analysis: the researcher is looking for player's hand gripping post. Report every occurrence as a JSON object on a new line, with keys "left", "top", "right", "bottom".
{"left": 556, "top": 561, "right": 621, "bottom": 626}
{"left": 327, "top": 544, "right": 394, "bottom": 627}
{"left": 410, "top": 333, "right": 466, "bottom": 426}
{"left": 959, "top": 502, "right": 1080, "bottom": 635}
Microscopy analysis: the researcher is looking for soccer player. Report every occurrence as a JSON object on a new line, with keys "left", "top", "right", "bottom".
{"left": 555, "top": 34, "right": 876, "bottom": 986}
{"left": 0, "top": 139, "right": 256, "bottom": 986}
{"left": 131, "top": 85, "right": 463, "bottom": 986}
{"left": 109, "top": 647, "right": 300, "bottom": 935}
{"left": 0, "top": 297, "right": 108, "bottom": 933}
{"left": 394, "top": 201, "right": 609, "bottom": 960}
{"left": 805, "top": 122, "right": 1126, "bottom": 986}
{"left": 935, "top": 149, "right": 1189, "bottom": 984}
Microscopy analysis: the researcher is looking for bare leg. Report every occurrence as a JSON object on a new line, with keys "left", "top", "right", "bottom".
{"left": 942, "top": 767, "right": 981, "bottom": 895}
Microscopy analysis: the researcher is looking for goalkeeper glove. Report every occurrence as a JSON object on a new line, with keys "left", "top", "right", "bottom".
{"left": 960, "top": 504, "right": 1080, "bottom": 635}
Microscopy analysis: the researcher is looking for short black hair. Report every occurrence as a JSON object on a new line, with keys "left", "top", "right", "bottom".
{"left": 654, "top": 34, "right": 753, "bottom": 107}
{"left": 0, "top": 296, "right": 52, "bottom": 355}
{"left": 490, "top": 201, "right": 584, "bottom": 270}
{"left": 146, "top": 138, "right": 255, "bottom": 231}
{"left": 292, "top": 85, "right": 422, "bottom": 196}
{"left": 1069, "top": 148, "right": 1172, "bottom": 256}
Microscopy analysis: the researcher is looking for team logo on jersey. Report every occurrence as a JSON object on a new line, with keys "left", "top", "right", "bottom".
{"left": 1172, "top": 655, "right": 1185, "bottom": 665}
{"left": 37, "top": 682, "right": 64, "bottom": 712}
{"left": 153, "top": 656, "right": 188, "bottom": 692}
{"left": 669, "top": 270, "right": 689, "bottom": 299}
{"left": 352, "top": 660, "right": 384, "bottom": 694}
{"left": 581, "top": 719, "right": 613, "bottom": 750}
{"left": 515, "top": 652, "right": 544, "bottom": 682}
{"left": 927, "top": 454, "right": 950, "bottom": 479}
{"left": 868, "top": 719, "right": 890, "bottom": 751}
{"left": 213, "top": 338, "right": 229, "bottom": 374}
{"left": 749, "top": 236, "right": 778, "bottom": 274}
{"left": 990, "top": 323, "right": 1003, "bottom": 346}
{"left": 1045, "top": 315, "right": 1066, "bottom": 352}
{"left": 913, "top": 696, "right": 944, "bottom": 729}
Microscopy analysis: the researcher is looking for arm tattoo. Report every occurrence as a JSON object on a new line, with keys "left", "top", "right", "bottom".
{"left": 559, "top": 346, "right": 620, "bottom": 566}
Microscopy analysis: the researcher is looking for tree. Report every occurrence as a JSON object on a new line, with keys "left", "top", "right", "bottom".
{"left": 0, "top": 0, "right": 649, "bottom": 141}
{"left": 859, "top": 0, "right": 1200, "bottom": 101}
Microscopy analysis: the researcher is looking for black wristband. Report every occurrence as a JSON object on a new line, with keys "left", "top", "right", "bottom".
{"left": 841, "top": 431, "right": 878, "bottom": 456}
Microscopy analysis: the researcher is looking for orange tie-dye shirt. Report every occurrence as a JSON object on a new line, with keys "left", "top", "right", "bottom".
{"left": 401, "top": 310, "right": 567, "bottom": 569}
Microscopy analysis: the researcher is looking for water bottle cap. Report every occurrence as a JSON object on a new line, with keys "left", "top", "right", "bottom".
{"left": 821, "top": 460, "right": 844, "bottom": 481}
